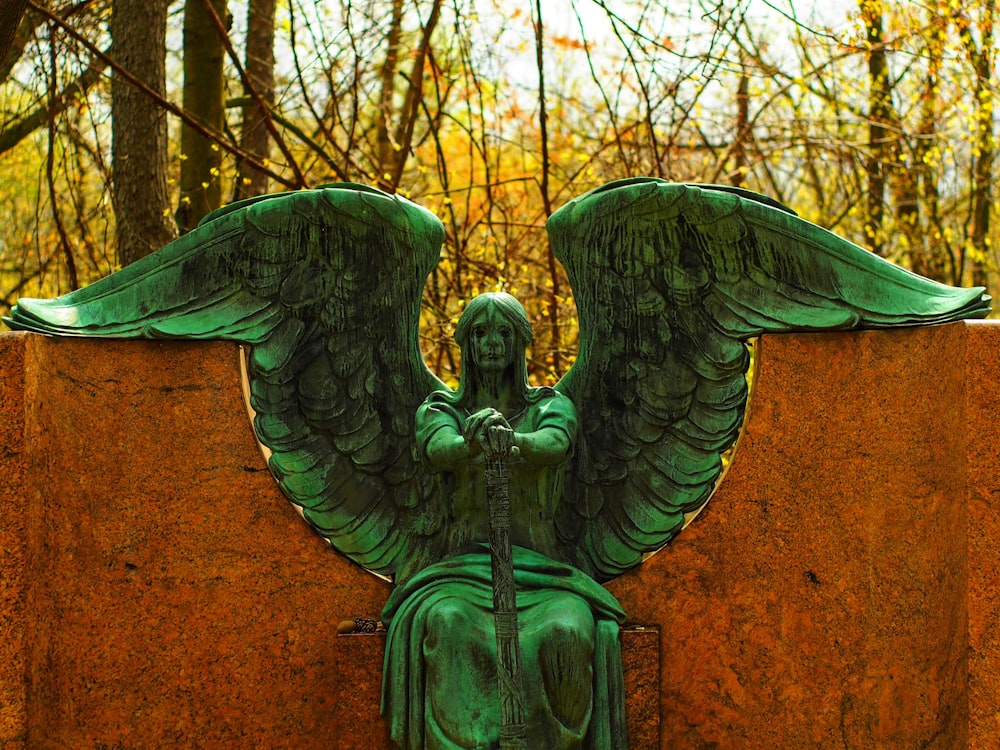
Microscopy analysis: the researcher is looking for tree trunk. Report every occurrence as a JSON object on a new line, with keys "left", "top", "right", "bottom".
{"left": 903, "top": 8, "right": 951, "bottom": 284}
{"left": 533, "top": 0, "right": 561, "bottom": 376}
{"left": 959, "top": 0, "right": 995, "bottom": 289}
{"left": 373, "top": 0, "right": 442, "bottom": 191}
{"left": 176, "top": 0, "right": 228, "bottom": 232}
{"left": 731, "top": 66, "right": 750, "bottom": 187}
{"left": 375, "top": 0, "right": 404, "bottom": 185}
{"left": 110, "top": 0, "right": 177, "bottom": 267}
{"left": 861, "top": 0, "right": 892, "bottom": 257}
{"left": 234, "top": 0, "right": 274, "bottom": 200}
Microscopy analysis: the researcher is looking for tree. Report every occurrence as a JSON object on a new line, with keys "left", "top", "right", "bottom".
{"left": 896, "top": 3, "right": 950, "bottom": 283}
{"left": 957, "top": 0, "right": 995, "bottom": 288}
{"left": 373, "top": 0, "right": 443, "bottom": 191}
{"left": 111, "top": 0, "right": 176, "bottom": 266}
{"left": 860, "top": 0, "right": 894, "bottom": 257}
{"left": 234, "top": 0, "right": 275, "bottom": 199}
{"left": 176, "top": 0, "right": 228, "bottom": 232}
{"left": 1, "top": 0, "right": 996, "bottom": 361}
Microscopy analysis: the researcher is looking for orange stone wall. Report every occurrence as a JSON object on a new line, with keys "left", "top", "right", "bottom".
{"left": 1, "top": 322, "right": 998, "bottom": 749}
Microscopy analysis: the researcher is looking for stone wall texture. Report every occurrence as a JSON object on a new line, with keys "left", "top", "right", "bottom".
{"left": 1, "top": 321, "right": 998, "bottom": 749}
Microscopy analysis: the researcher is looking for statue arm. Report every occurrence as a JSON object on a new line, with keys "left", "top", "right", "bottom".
{"left": 512, "top": 392, "right": 578, "bottom": 466}
{"left": 417, "top": 397, "right": 474, "bottom": 471}
{"left": 512, "top": 427, "right": 571, "bottom": 466}
{"left": 423, "top": 426, "right": 471, "bottom": 471}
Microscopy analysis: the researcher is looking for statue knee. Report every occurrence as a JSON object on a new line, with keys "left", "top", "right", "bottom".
{"left": 425, "top": 596, "right": 478, "bottom": 638}
{"left": 539, "top": 594, "right": 596, "bottom": 646}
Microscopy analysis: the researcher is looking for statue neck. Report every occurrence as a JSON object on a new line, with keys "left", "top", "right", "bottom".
{"left": 468, "top": 370, "right": 524, "bottom": 416}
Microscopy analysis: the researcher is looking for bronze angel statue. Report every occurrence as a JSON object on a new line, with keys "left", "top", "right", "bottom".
{"left": 6, "top": 178, "right": 989, "bottom": 749}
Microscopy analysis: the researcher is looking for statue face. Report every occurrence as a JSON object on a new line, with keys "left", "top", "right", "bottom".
{"left": 469, "top": 307, "right": 517, "bottom": 374}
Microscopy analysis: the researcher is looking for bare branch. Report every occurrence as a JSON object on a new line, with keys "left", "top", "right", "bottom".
{"left": 0, "top": 46, "right": 107, "bottom": 155}
{"left": 27, "top": 0, "right": 296, "bottom": 187}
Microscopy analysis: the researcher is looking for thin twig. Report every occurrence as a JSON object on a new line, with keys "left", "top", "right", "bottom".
{"left": 27, "top": 0, "right": 295, "bottom": 188}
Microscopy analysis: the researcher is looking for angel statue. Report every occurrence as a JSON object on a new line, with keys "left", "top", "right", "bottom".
{"left": 6, "top": 179, "right": 988, "bottom": 749}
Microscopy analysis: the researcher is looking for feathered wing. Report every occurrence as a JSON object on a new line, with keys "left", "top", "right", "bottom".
{"left": 7, "top": 184, "right": 450, "bottom": 582}
{"left": 548, "top": 178, "right": 990, "bottom": 582}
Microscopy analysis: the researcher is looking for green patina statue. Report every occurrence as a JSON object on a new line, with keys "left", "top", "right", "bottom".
{"left": 5, "top": 179, "right": 989, "bottom": 749}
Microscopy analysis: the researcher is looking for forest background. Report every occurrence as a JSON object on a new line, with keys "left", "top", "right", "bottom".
{"left": 0, "top": 0, "right": 995, "bottom": 383}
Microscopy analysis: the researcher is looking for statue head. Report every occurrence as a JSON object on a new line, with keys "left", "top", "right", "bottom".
{"left": 453, "top": 292, "right": 533, "bottom": 402}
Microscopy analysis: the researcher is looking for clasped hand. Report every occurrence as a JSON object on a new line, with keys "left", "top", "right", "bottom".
{"left": 463, "top": 408, "right": 518, "bottom": 458}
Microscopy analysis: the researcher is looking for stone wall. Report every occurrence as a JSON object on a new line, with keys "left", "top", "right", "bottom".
{"left": 1, "top": 322, "right": 997, "bottom": 748}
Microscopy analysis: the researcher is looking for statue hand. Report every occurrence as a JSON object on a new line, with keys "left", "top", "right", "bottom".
{"left": 484, "top": 424, "right": 517, "bottom": 458}
{"left": 463, "top": 408, "right": 512, "bottom": 456}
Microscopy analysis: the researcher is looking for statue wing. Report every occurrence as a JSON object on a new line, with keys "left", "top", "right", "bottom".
{"left": 7, "top": 184, "right": 449, "bottom": 581}
{"left": 548, "top": 178, "right": 990, "bottom": 582}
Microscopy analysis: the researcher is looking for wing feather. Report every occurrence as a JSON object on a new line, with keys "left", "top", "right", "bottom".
{"left": 7, "top": 184, "right": 450, "bottom": 582}
{"left": 550, "top": 178, "right": 989, "bottom": 580}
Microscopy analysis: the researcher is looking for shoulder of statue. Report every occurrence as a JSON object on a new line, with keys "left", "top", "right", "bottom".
{"left": 525, "top": 385, "right": 557, "bottom": 401}
{"left": 421, "top": 388, "right": 459, "bottom": 408}
{"left": 416, "top": 389, "right": 465, "bottom": 427}
{"left": 525, "top": 386, "right": 579, "bottom": 429}
{"left": 527, "top": 386, "right": 573, "bottom": 408}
